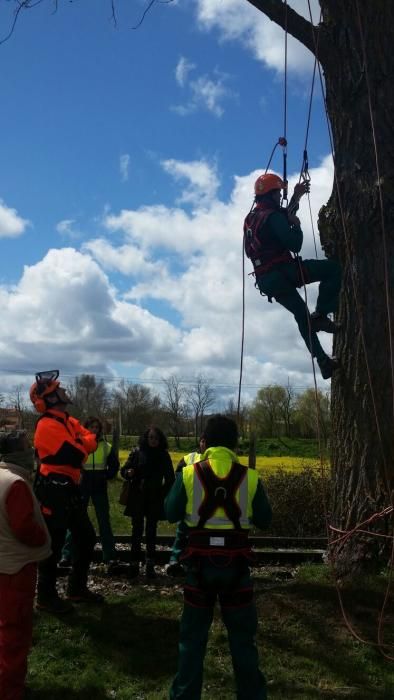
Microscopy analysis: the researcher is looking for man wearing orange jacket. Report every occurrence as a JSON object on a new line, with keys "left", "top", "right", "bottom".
{"left": 30, "top": 370, "right": 103, "bottom": 613}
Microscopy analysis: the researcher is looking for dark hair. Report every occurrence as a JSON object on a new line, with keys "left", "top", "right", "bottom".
{"left": 84, "top": 416, "right": 103, "bottom": 433}
{"left": 0, "top": 429, "right": 29, "bottom": 455}
{"left": 255, "top": 192, "right": 281, "bottom": 206}
{"left": 140, "top": 425, "right": 168, "bottom": 451}
{"left": 204, "top": 415, "right": 238, "bottom": 450}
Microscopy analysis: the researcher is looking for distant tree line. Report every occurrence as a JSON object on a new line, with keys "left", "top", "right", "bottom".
{"left": 249, "top": 384, "right": 331, "bottom": 445}
{"left": 0, "top": 375, "right": 329, "bottom": 445}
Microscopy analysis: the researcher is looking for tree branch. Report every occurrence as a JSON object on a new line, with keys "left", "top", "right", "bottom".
{"left": 245, "top": 0, "right": 324, "bottom": 59}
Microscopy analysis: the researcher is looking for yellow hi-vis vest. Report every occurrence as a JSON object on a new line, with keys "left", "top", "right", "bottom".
{"left": 183, "top": 451, "right": 202, "bottom": 466}
{"left": 182, "top": 446, "right": 259, "bottom": 530}
{"left": 83, "top": 439, "right": 110, "bottom": 472}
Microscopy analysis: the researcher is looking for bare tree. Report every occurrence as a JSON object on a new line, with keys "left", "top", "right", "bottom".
{"left": 10, "top": 385, "right": 28, "bottom": 428}
{"left": 67, "top": 374, "right": 109, "bottom": 420}
{"left": 224, "top": 397, "right": 250, "bottom": 441}
{"left": 111, "top": 381, "right": 161, "bottom": 436}
{"left": 162, "top": 376, "right": 187, "bottom": 447}
{"left": 188, "top": 375, "right": 216, "bottom": 441}
{"left": 281, "top": 380, "right": 296, "bottom": 437}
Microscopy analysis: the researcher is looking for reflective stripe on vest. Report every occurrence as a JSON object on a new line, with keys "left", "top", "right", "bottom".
{"left": 184, "top": 463, "right": 249, "bottom": 528}
{"left": 83, "top": 441, "right": 110, "bottom": 471}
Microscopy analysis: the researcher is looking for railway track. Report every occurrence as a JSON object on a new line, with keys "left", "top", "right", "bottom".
{"left": 95, "top": 535, "right": 328, "bottom": 566}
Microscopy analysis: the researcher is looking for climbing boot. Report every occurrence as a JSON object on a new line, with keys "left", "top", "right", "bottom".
{"left": 317, "top": 355, "right": 340, "bottom": 380}
{"left": 58, "top": 557, "right": 72, "bottom": 569}
{"left": 127, "top": 562, "right": 140, "bottom": 579}
{"left": 166, "top": 561, "right": 185, "bottom": 577}
{"left": 145, "top": 560, "right": 157, "bottom": 579}
{"left": 66, "top": 587, "right": 104, "bottom": 604}
{"left": 36, "top": 593, "right": 74, "bottom": 615}
{"left": 106, "top": 560, "right": 127, "bottom": 576}
{"left": 310, "top": 312, "right": 338, "bottom": 334}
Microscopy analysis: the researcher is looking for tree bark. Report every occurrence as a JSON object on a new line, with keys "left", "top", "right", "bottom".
{"left": 247, "top": 0, "right": 394, "bottom": 574}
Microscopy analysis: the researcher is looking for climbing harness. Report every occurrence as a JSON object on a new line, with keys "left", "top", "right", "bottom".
{"left": 194, "top": 460, "right": 247, "bottom": 530}
{"left": 182, "top": 460, "right": 253, "bottom": 565}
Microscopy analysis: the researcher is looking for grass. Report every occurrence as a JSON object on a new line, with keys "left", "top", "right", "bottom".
{"left": 28, "top": 564, "right": 394, "bottom": 699}
{"left": 29, "top": 442, "right": 393, "bottom": 698}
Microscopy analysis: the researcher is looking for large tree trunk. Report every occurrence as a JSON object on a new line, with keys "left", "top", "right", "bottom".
{"left": 319, "top": 1, "right": 394, "bottom": 575}
{"left": 248, "top": 0, "right": 394, "bottom": 574}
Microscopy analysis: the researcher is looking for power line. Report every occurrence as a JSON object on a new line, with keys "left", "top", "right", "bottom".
{"left": 0, "top": 367, "right": 319, "bottom": 393}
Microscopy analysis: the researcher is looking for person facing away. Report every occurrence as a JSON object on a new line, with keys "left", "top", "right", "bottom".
{"left": 61, "top": 416, "right": 121, "bottom": 574}
{"left": 244, "top": 173, "right": 342, "bottom": 379}
{"left": 121, "top": 425, "right": 174, "bottom": 578}
{"left": 165, "top": 414, "right": 272, "bottom": 700}
{"left": 166, "top": 433, "right": 207, "bottom": 577}
{"left": 0, "top": 429, "right": 51, "bottom": 700}
{"left": 30, "top": 369, "right": 103, "bottom": 613}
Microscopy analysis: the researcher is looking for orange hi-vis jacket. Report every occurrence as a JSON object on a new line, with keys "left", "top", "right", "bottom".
{"left": 34, "top": 410, "right": 97, "bottom": 484}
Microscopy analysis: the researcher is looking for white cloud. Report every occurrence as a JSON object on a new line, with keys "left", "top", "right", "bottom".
{"left": 196, "top": 0, "right": 321, "bottom": 76}
{"left": 83, "top": 238, "right": 167, "bottom": 278}
{"left": 161, "top": 158, "right": 220, "bottom": 206}
{"left": 120, "top": 154, "right": 130, "bottom": 182}
{"left": 56, "top": 219, "right": 80, "bottom": 239}
{"left": 191, "top": 75, "right": 230, "bottom": 117}
{"left": 1, "top": 156, "right": 335, "bottom": 397}
{"left": 0, "top": 247, "right": 181, "bottom": 376}
{"left": 175, "top": 56, "right": 196, "bottom": 86}
{"left": 173, "top": 65, "right": 235, "bottom": 117}
{"left": 0, "top": 200, "right": 30, "bottom": 239}
{"left": 93, "top": 155, "right": 335, "bottom": 388}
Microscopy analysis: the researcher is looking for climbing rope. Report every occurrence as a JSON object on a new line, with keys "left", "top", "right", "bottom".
{"left": 238, "top": 0, "right": 290, "bottom": 420}
{"left": 282, "top": 0, "right": 288, "bottom": 206}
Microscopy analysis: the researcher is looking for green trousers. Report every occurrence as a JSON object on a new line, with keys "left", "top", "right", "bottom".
{"left": 170, "top": 563, "right": 267, "bottom": 700}
{"left": 257, "top": 258, "right": 341, "bottom": 361}
{"left": 62, "top": 481, "right": 116, "bottom": 563}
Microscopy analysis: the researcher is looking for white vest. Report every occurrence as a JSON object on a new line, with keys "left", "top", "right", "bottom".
{"left": 0, "top": 462, "right": 51, "bottom": 574}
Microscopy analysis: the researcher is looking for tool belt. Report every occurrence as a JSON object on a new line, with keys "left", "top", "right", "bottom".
{"left": 34, "top": 473, "right": 83, "bottom": 527}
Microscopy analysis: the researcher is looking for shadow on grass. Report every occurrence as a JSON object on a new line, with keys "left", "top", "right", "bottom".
{"left": 63, "top": 598, "right": 179, "bottom": 679}
{"left": 257, "top": 579, "right": 392, "bottom": 698}
{"left": 29, "top": 688, "right": 109, "bottom": 700}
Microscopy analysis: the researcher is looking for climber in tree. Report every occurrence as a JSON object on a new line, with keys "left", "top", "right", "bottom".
{"left": 244, "top": 173, "right": 341, "bottom": 379}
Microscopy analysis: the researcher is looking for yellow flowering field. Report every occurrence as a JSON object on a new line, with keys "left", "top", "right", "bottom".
{"left": 119, "top": 449, "right": 327, "bottom": 477}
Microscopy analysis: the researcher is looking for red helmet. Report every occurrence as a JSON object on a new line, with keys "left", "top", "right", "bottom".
{"left": 30, "top": 370, "right": 61, "bottom": 413}
{"left": 254, "top": 173, "right": 285, "bottom": 196}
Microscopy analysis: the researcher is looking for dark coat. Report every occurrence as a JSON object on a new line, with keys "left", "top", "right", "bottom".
{"left": 121, "top": 447, "right": 174, "bottom": 520}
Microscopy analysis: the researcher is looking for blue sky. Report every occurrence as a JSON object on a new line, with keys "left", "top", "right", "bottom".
{"left": 0, "top": 0, "right": 334, "bottom": 405}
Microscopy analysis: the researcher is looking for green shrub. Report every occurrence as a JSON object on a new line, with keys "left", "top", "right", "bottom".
{"left": 264, "top": 467, "right": 331, "bottom": 537}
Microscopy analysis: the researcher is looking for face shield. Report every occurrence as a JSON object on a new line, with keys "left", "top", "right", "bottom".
{"left": 35, "top": 370, "right": 59, "bottom": 396}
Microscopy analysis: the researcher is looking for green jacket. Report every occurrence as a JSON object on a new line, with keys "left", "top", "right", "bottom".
{"left": 260, "top": 210, "right": 303, "bottom": 254}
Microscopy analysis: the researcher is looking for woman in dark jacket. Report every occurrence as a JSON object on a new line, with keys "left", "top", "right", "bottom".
{"left": 121, "top": 426, "right": 174, "bottom": 578}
